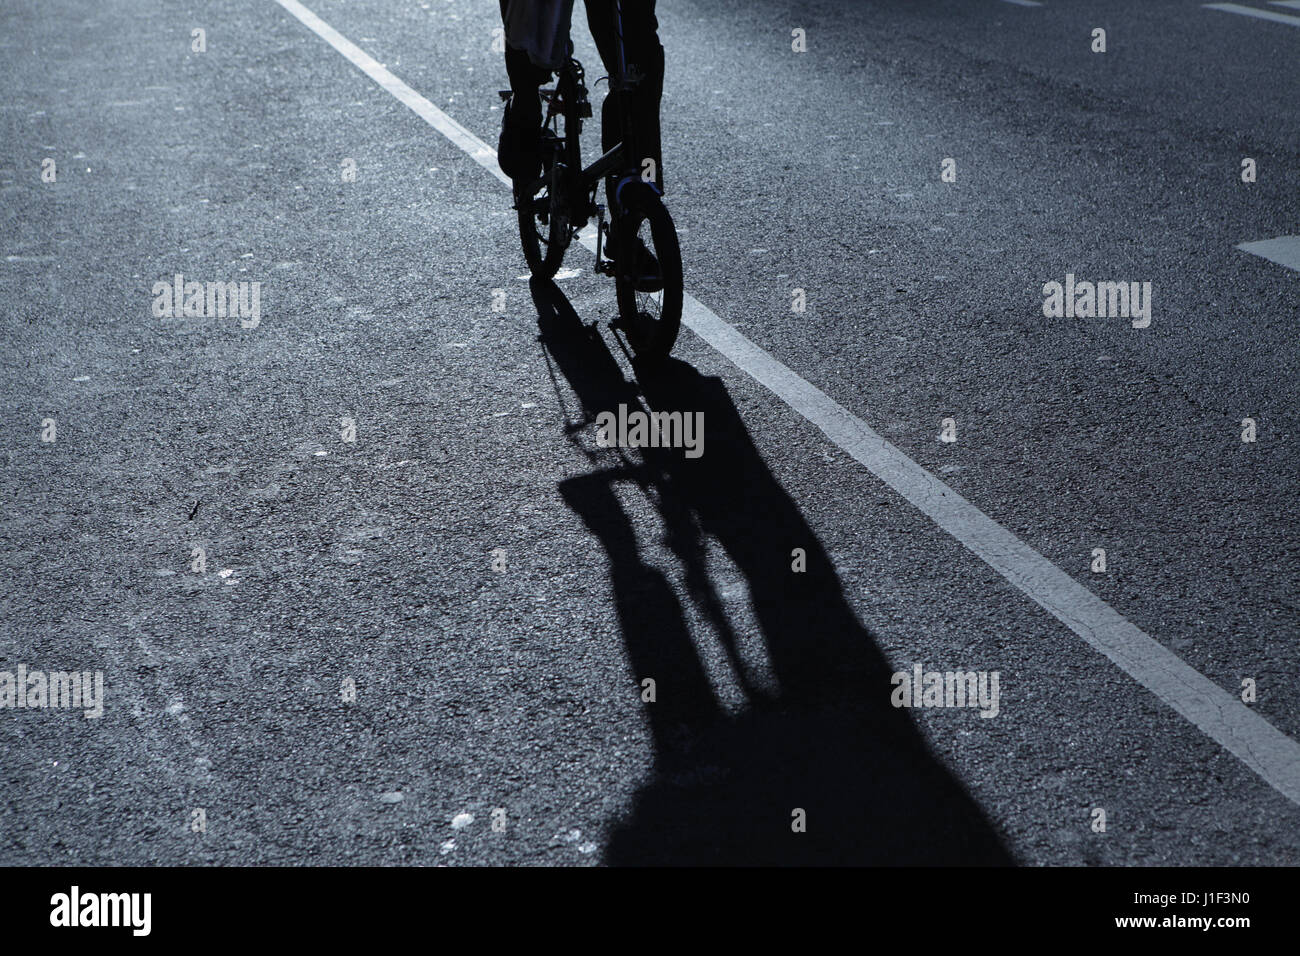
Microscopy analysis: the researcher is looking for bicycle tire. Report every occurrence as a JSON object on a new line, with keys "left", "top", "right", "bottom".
{"left": 613, "top": 183, "right": 683, "bottom": 362}
{"left": 516, "top": 167, "right": 570, "bottom": 280}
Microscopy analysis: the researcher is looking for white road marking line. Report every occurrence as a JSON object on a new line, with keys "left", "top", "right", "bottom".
{"left": 999, "top": 0, "right": 1043, "bottom": 7}
{"left": 1204, "top": 2, "right": 1300, "bottom": 26}
{"left": 274, "top": 0, "right": 1300, "bottom": 807}
{"left": 1269, "top": 0, "right": 1300, "bottom": 9}
{"left": 273, "top": 0, "right": 510, "bottom": 189}
{"left": 1238, "top": 236, "right": 1300, "bottom": 273}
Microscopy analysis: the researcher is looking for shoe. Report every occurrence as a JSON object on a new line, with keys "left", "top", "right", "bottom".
{"left": 626, "top": 236, "right": 660, "bottom": 293}
{"left": 497, "top": 95, "right": 542, "bottom": 183}
{"left": 626, "top": 235, "right": 663, "bottom": 293}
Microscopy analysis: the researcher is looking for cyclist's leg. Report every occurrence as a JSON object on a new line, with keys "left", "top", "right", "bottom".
{"left": 584, "top": 0, "right": 663, "bottom": 193}
{"left": 498, "top": 1, "right": 552, "bottom": 181}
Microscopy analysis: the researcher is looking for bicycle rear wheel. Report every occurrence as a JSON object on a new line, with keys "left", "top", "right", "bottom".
{"left": 612, "top": 183, "right": 683, "bottom": 362}
{"left": 516, "top": 136, "right": 571, "bottom": 280}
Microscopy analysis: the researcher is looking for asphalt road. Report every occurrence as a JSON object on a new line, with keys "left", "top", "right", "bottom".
{"left": 1, "top": 0, "right": 1297, "bottom": 865}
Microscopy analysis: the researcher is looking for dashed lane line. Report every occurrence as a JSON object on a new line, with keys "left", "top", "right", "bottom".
{"left": 1238, "top": 236, "right": 1300, "bottom": 273}
{"left": 1204, "top": 2, "right": 1300, "bottom": 27}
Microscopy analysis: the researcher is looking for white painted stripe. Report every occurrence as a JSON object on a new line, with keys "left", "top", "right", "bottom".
{"left": 1204, "top": 2, "right": 1300, "bottom": 26}
{"left": 999, "top": 0, "right": 1043, "bottom": 7}
{"left": 674, "top": 299, "right": 1300, "bottom": 806}
{"left": 1269, "top": 0, "right": 1300, "bottom": 9}
{"left": 1238, "top": 236, "right": 1300, "bottom": 273}
{"left": 274, "top": 0, "right": 511, "bottom": 188}
{"left": 274, "top": 0, "right": 1300, "bottom": 807}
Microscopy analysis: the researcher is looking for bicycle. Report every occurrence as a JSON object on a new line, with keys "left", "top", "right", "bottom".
{"left": 501, "top": 1, "right": 683, "bottom": 362}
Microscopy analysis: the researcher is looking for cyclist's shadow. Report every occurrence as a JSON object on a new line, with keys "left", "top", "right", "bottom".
{"left": 532, "top": 277, "right": 1012, "bottom": 865}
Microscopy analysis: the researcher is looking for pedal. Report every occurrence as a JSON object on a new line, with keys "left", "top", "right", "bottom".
{"left": 594, "top": 206, "right": 615, "bottom": 275}
{"left": 498, "top": 89, "right": 512, "bottom": 102}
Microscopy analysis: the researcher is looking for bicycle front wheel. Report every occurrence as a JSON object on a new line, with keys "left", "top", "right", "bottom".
{"left": 613, "top": 183, "right": 683, "bottom": 362}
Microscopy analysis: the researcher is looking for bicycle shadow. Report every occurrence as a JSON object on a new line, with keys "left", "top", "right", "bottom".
{"left": 532, "top": 277, "right": 1013, "bottom": 865}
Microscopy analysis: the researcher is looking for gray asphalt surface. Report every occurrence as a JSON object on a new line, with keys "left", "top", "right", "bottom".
{"left": 1, "top": 0, "right": 1297, "bottom": 865}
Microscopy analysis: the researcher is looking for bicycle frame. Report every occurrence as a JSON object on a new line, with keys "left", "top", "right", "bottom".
{"left": 519, "top": 0, "right": 646, "bottom": 228}
{"left": 509, "top": 1, "right": 684, "bottom": 360}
